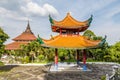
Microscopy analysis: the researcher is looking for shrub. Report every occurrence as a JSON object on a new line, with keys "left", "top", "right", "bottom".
{"left": 101, "top": 75, "right": 106, "bottom": 80}
{"left": 38, "top": 54, "right": 44, "bottom": 61}
{"left": 21, "top": 56, "right": 29, "bottom": 63}
{"left": 0, "top": 61, "right": 4, "bottom": 66}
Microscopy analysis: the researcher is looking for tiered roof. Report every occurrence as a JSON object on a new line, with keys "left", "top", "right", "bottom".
{"left": 37, "top": 13, "right": 104, "bottom": 49}
{"left": 5, "top": 21, "right": 36, "bottom": 50}
{"left": 49, "top": 13, "right": 92, "bottom": 33}
{"left": 13, "top": 21, "right": 36, "bottom": 41}
{"left": 40, "top": 35, "right": 101, "bottom": 49}
{"left": 5, "top": 42, "right": 28, "bottom": 50}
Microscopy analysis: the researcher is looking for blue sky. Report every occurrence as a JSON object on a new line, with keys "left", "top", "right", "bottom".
{"left": 0, "top": 0, "right": 120, "bottom": 45}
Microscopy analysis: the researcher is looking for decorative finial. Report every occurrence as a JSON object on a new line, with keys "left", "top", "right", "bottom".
{"left": 87, "top": 15, "right": 93, "bottom": 26}
{"left": 50, "top": 35, "right": 54, "bottom": 40}
{"left": 99, "top": 35, "right": 107, "bottom": 47}
{"left": 67, "top": 12, "right": 70, "bottom": 15}
{"left": 67, "top": 12, "right": 71, "bottom": 16}
{"left": 49, "top": 14, "right": 54, "bottom": 24}
{"left": 67, "top": 11, "right": 72, "bottom": 16}
{"left": 27, "top": 20, "right": 30, "bottom": 30}
{"left": 37, "top": 34, "right": 44, "bottom": 44}
{"left": 24, "top": 20, "right": 33, "bottom": 34}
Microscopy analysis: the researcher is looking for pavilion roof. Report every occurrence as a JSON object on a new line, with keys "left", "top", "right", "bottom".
{"left": 13, "top": 33, "right": 36, "bottom": 41}
{"left": 5, "top": 41, "right": 28, "bottom": 50}
{"left": 38, "top": 35, "right": 101, "bottom": 49}
{"left": 13, "top": 21, "right": 36, "bottom": 41}
{"left": 5, "top": 21, "right": 36, "bottom": 50}
{"left": 49, "top": 13, "right": 92, "bottom": 32}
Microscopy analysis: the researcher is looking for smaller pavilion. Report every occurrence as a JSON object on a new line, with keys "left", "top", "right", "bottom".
{"left": 5, "top": 21, "right": 36, "bottom": 50}
{"left": 37, "top": 13, "right": 105, "bottom": 71}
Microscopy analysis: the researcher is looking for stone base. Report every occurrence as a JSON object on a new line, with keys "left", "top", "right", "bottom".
{"left": 49, "top": 62, "right": 91, "bottom": 72}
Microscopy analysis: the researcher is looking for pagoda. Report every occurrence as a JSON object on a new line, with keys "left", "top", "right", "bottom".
{"left": 5, "top": 21, "right": 36, "bottom": 50}
{"left": 37, "top": 13, "right": 105, "bottom": 71}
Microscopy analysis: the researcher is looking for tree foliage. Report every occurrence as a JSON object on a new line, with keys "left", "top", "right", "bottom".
{"left": 83, "top": 30, "right": 120, "bottom": 63}
{"left": 4, "top": 29, "right": 120, "bottom": 64}
{"left": 83, "top": 30, "right": 102, "bottom": 40}
{"left": 83, "top": 30, "right": 108, "bottom": 61}
{"left": 106, "top": 41, "right": 120, "bottom": 63}
{"left": 0, "top": 27, "right": 9, "bottom": 56}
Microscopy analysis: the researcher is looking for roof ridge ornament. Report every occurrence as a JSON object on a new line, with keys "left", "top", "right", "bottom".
{"left": 37, "top": 35, "right": 44, "bottom": 44}
{"left": 24, "top": 20, "right": 33, "bottom": 34}
{"left": 87, "top": 15, "right": 93, "bottom": 26}
{"left": 99, "top": 35, "right": 107, "bottom": 47}
{"left": 49, "top": 14, "right": 54, "bottom": 25}
{"left": 67, "top": 12, "right": 70, "bottom": 16}
{"left": 50, "top": 35, "right": 54, "bottom": 40}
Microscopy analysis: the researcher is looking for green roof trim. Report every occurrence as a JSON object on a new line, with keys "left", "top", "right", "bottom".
{"left": 37, "top": 35, "right": 44, "bottom": 44}
{"left": 49, "top": 15, "right": 54, "bottom": 25}
{"left": 99, "top": 35, "right": 107, "bottom": 47}
{"left": 87, "top": 15, "right": 93, "bottom": 26}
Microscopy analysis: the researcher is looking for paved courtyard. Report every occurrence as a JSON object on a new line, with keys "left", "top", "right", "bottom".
{"left": 0, "top": 63, "right": 119, "bottom": 80}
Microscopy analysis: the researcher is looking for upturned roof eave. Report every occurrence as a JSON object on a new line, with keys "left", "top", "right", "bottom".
{"left": 38, "top": 35, "right": 101, "bottom": 49}
{"left": 49, "top": 13, "right": 92, "bottom": 30}
{"left": 41, "top": 44, "right": 100, "bottom": 50}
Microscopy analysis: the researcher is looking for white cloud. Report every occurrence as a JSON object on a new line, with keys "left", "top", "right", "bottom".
{"left": 0, "top": 7, "right": 28, "bottom": 21}
{"left": 43, "top": 4, "right": 59, "bottom": 16}
{"left": 21, "top": 1, "right": 59, "bottom": 17}
{"left": 0, "top": 0, "right": 59, "bottom": 21}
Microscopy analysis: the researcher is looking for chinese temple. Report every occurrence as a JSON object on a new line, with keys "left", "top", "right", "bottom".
{"left": 5, "top": 21, "right": 36, "bottom": 50}
{"left": 37, "top": 13, "right": 105, "bottom": 71}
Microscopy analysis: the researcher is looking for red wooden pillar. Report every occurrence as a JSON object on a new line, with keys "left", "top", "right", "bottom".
{"left": 54, "top": 48, "right": 58, "bottom": 70}
{"left": 76, "top": 49, "right": 80, "bottom": 66}
{"left": 60, "top": 28, "right": 62, "bottom": 35}
{"left": 77, "top": 29, "right": 79, "bottom": 35}
{"left": 83, "top": 49, "right": 87, "bottom": 70}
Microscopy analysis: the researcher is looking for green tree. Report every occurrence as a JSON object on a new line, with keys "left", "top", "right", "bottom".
{"left": 83, "top": 30, "right": 96, "bottom": 38}
{"left": 83, "top": 30, "right": 109, "bottom": 61}
{"left": 83, "top": 30, "right": 102, "bottom": 40}
{"left": 20, "top": 40, "right": 55, "bottom": 63}
{"left": 107, "top": 41, "right": 120, "bottom": 63}
{"left": 0, "top": 27, "right": 9, "bottom": 56}
{"left": 20, "top": 41, "right": 42, "bottom": 62}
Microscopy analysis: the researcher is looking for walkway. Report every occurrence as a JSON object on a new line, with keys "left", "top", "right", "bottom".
{"left": 0, "top": 63, "right": 119, "bottom": 80}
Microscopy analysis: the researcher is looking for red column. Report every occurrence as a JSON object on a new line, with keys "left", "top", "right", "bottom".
{"left": 60, "top": 28, "right": 62, "bottom": 35}
{"left": 77, "top": 29, "right": 79, "bottom": 35}
{"left": 83, "top": 49, "right": 86, "bottom": 64}
{"left": 54, "top": 48, "right": 58, "bottom": 70}
{"left": 83, "top": 49, "right": 87, "bottom": 70}
{"left": 77, "top": 50, "right": 80, "bottom": 66}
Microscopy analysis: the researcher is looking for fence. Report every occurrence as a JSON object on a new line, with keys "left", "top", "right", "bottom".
{"left": 106, "top": 66, "right": 120, "bottom": 80}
